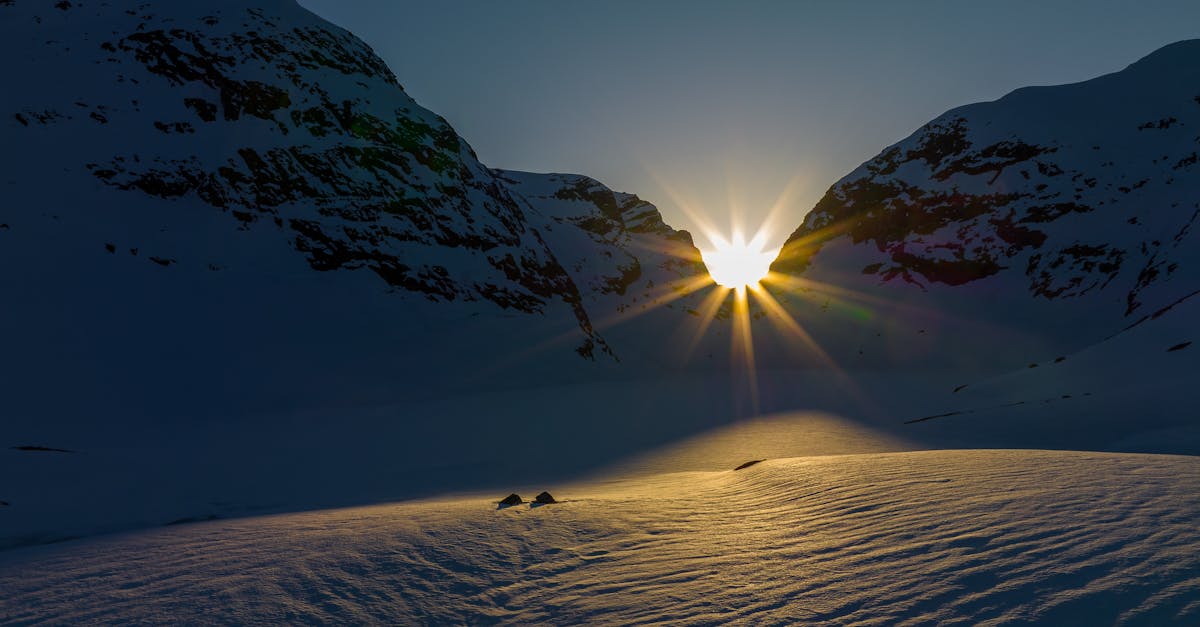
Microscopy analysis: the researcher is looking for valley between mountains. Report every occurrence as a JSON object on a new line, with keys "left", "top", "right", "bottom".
{"left": 2, "top": 2, "right": 1199, "bottom": 623}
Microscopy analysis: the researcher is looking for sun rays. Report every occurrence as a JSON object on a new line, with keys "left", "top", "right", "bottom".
{"left": 586, "top": 209, "right": 868, "bottom": 413}
{"left": 475, "top": 175, "right": 909, "bottom": 417}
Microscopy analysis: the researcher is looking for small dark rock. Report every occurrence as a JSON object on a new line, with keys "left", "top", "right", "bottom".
{"left": 498, "top": 493, "right": 522, "bottom": 507}
{"left": 1167, "top": 341, "right": 1192, "bottom": 352}
{"left": 534, "top": 491, "right": 556, "bottom": 504}
{"left": 734, "top": 459, "right": 764, "bottom": 471}
{"left": 0, "top": 500, "right": 9, "bottom": 507}
{"left": 12, "top": 445, "right": 74, "bottom": 453}
{"left": 104, "top": 242, "right": 116, "bottom": 253}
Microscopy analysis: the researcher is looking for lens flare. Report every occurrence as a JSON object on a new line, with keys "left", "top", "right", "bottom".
{"left": 482, "top": 167, "right": 886, "bottom": 418}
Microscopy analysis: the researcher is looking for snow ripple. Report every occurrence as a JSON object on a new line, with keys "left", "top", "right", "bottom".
{"left": 1, "top": 450, "right": 1198, "bottom": 625}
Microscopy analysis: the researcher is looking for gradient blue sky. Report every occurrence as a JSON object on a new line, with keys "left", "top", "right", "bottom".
{"left": 297, "top": 0, "right": 1200, "bottom": 250}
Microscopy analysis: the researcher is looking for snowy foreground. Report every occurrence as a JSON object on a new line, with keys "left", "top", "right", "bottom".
{"left": 2, "top": 450, "right": 1197, "bottom": 625}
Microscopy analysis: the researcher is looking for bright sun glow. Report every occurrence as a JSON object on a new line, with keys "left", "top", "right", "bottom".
{"left": 700, "top": 232, "right": 777, "bottom": 289}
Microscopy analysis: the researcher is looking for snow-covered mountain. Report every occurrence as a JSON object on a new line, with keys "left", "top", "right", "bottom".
{"left": 0, "top": 0, "right": 715, "bottom": 425}
{"left": 769, "top": 40, "right": 1200, "bottom": 368}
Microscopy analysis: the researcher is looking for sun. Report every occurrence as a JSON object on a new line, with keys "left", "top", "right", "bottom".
{"left": 700, "top": 232, "right": 776, "bottom": 289}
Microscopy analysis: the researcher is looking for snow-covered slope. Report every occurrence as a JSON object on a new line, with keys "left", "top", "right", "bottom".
{"left": 901, "top": 288, "right": 1200, "bottom": 455}
{"left": 2, "top": 450, "right": 1197, "bottom": 624}
{"left": 769, "top": 40, "right": 1200, "bottom": 369}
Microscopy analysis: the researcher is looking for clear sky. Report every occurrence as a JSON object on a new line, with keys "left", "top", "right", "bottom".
{"left": 296, "top": 0, "right": 1200, "bottom": 251}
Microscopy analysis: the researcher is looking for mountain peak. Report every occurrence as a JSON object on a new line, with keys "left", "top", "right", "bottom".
{"left": 1126, "top": 37, "right": 1200, "bottom": 70}
{"left": 770, "top": 38, "right": 1200, "bottom": 366}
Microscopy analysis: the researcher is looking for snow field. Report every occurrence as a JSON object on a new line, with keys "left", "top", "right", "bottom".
{"left": 1, "top": 449, "right": 1197, "bottom": 625}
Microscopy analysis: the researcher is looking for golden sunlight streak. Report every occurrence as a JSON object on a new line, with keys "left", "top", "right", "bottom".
{"left": 731, "top": 282, "right": 760, "bottom": 411}
{"left": 747, "top": 282, "right": 834, "bottom": 367}
{"left": 682, "top": 284, "right": 733, "bottom": 360}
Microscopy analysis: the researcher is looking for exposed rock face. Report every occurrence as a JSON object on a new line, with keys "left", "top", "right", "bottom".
{"left": 770, "top": 40, "right": 1200, "bottom": 358}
